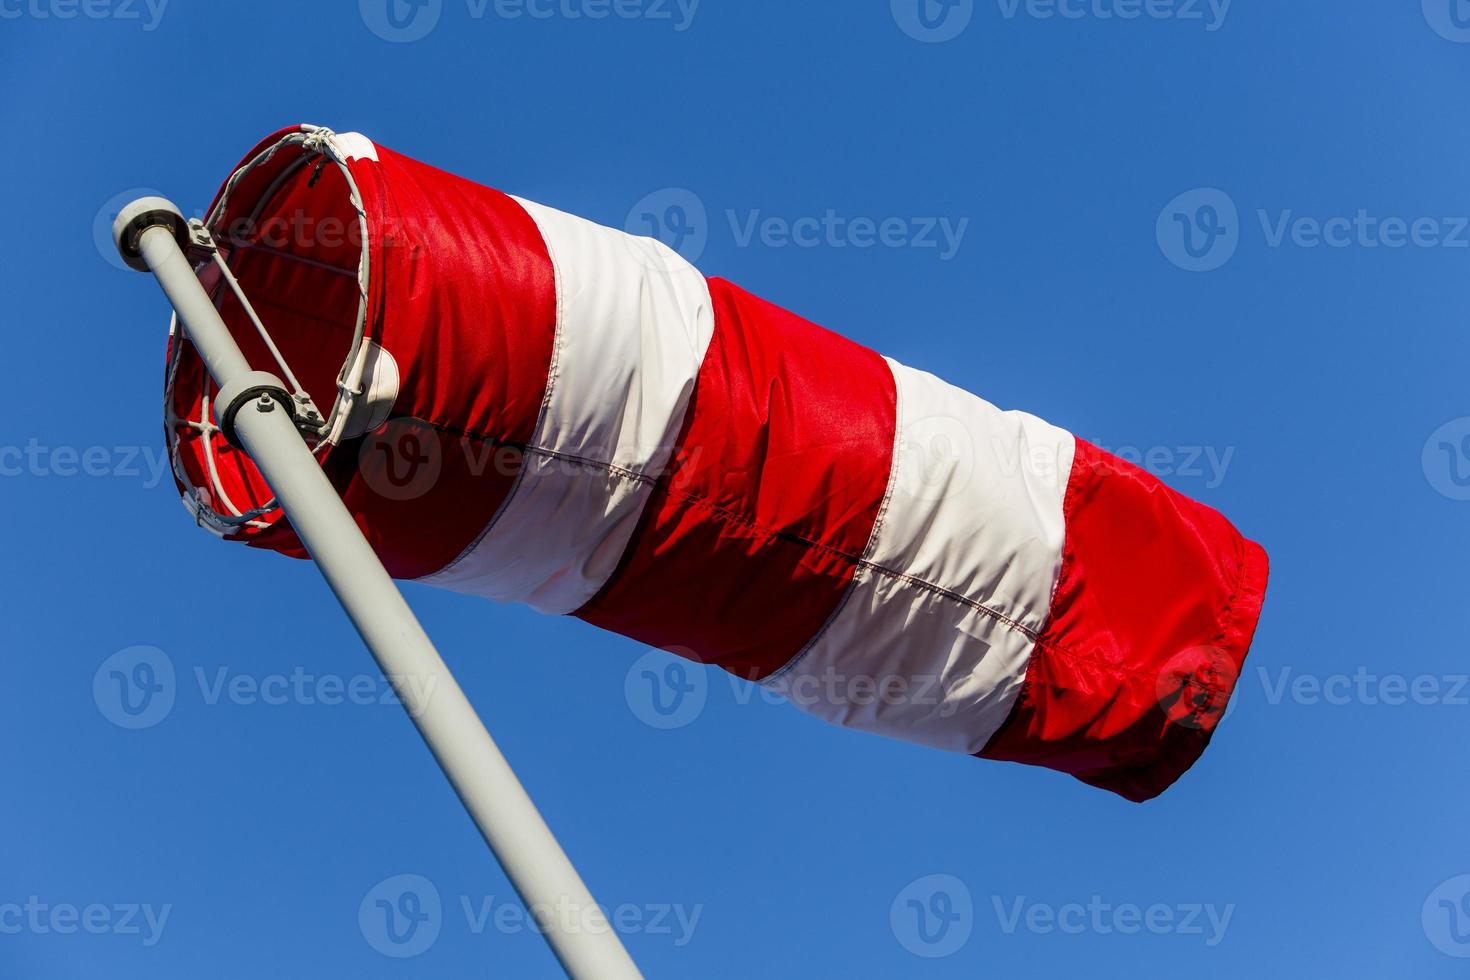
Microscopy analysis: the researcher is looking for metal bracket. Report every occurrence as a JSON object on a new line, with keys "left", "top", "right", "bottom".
{"left": 216, "top": 370, "right": 295, "bottom": 450}
{"left": 185, "top": 219, "right": 328, "bottom": 441}
{"left": 185, "top": 218, "right": 218, "bottom": 264}
{"left": 291, "top": 392, "right": 327, "bottom": 437}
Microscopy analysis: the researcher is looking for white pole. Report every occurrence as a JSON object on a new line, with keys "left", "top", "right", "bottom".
{"left": 116, "top": 199, "right": 642, "bottom": 980}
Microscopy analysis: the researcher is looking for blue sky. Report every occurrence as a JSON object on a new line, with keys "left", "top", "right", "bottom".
{"left": 3, "top": 1, "right": 1470, "bottom": 976}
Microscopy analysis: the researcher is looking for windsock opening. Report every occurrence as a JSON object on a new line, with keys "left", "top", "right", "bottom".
{"left": 166, "top": 125, "right": 375, "bottom": 540}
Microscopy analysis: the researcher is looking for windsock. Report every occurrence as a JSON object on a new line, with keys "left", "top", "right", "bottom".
{"left": 166, "top": 125, "right": 1268, "bottom": 802}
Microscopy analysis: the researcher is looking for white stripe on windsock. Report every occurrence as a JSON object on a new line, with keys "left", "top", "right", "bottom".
{"left": 423, "top": 198, "right": 715, "bottom": 614}
{"left": 764, "top": 360, "right": 1076, "bottom": 754}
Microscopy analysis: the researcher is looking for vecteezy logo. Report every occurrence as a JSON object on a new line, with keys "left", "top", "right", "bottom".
{"left": 1423, "top": 875, "right": 1470, "bottom": 957}
{"left": 895, "top": 415, "right": 975, "bottom": 504}
{"left": 358, "top": 417, "right": 444, "bottom": 501}
{"left": 359, "top": 874, "right": 442, "bottom": 958}
{"left": 1157, "top": 188, "right": 1240, "bottom": 272}
{"left": 93, "top": 646, "right": 176, "bottom": 730}
{"left": 624, "top": 188, "right": 709, "bottom": 266}
{"left": 1423, "top": 417, "right": 1470, "bottom": 501}
{"left": 890, "top": 874, "right": 973, "bottom": 958}
{"left": 1424, "top": 0, "right": 1470, "bottom": 42}
{"left": 1156, "top": 646, "right": 1241, "bottom": 731}
{"left": 95, "top": 187, "right": 164, "bottom": 271}
{"left": 624, "top": 648, "right": 708, "bottom": 730}
{"left": 891, "top": 0, "right": 974, "bottom": 43}
{"left": 360, "top": 0, "right": 442, "bottom": 42}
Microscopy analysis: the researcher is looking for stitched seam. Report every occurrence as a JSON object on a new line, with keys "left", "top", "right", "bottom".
{"left": 425, "top": 414, "right": 1261, "bottom": 692}
{"left": 761, "top": 367, "right": 908, "bottom": 686}
{"left": 524, "top": 444, "right": 657, "bottom": 487}
{"left": 1044, "top": 436, "right": 1084, "bottom": 613}
{"left": 426, "top": 200, "right": 564, "bottom": 578}
{"left": 853, "top": 558, "right": 1038, "bottom": 641}
{"left": 415, "top": 432, "right": 1043, "bottom": 645}
{"left": 414, "top": 417, "right": 1040, "bottom": 640}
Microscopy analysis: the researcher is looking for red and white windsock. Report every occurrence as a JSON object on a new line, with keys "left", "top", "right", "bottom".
{"left": 167, "top": 125, "right": 1268, "bottom": 802}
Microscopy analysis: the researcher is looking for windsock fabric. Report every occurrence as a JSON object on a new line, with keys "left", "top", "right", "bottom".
{"left": 167, "top": 125, "right": 1269, "bottom": 802}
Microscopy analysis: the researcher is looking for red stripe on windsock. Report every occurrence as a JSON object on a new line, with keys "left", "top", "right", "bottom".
{"left": 313, "top": 148, "right": 560, "bottom": 579}
{"left": 977, "top": 438, "right": 1269, "bottom": 802}
{"left": 577, "top": 278, "right": 899, "bottom": 681}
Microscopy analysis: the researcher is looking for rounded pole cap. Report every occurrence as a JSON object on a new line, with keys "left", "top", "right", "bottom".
{"left": 113, "top": 196, "right": 189, "bottom": 272}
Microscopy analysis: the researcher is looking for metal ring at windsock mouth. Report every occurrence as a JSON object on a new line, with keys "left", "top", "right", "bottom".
{"left": 163, "top": 124, "right": 374, "bottom": 537}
